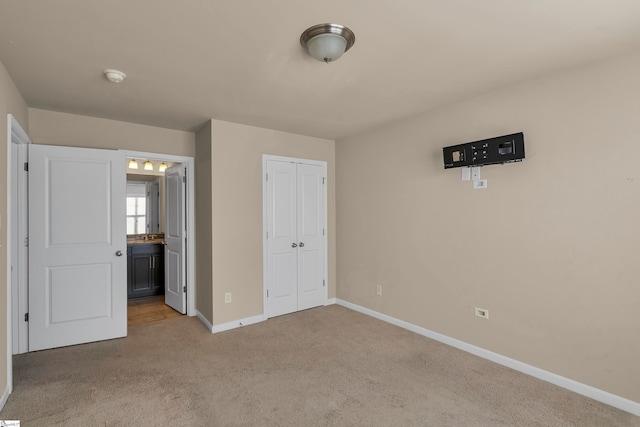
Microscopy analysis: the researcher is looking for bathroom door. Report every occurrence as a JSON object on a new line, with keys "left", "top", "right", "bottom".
{"left": 165, "top": 164, "right": 186, "bottom": 314}
{"left": 28, "top": 144, "right": 127, "bottom": 351}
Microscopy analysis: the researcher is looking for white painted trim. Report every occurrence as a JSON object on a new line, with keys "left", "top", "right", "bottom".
{"left": 0, "top": 382, "right": 10, "bottom": 413}
{"left": 336, "top": 299, "right": 640, "bottom": 416}
{"left": 121, "top": 150, "right": 196, "bottom": 317}
{"left": 5, "top": 114, "right": 31, "bottom": 411}
{"left": 210, "top": 314, "right": 265, "bottom": 334}
{"left": 325, "top": 298, "right": 337, "bottom": 305}
{"left": 262, "top": 155, "right": 328, "bottom": 319}
{"left": 196, "top": 310, "right": 214, "bottom": 333}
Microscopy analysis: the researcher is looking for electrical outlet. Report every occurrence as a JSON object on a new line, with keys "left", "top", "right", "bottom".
{"left": 474, "top": 307, "right": 489, "bottom": 319}
{"left": 473, "top": 179, "right": 488, "bottom": 189}
{"left": 376, "top": 285, "right": 383, "bottom": 296}
{"left": 225, "top": 292, "right": 232, "bottom": 304}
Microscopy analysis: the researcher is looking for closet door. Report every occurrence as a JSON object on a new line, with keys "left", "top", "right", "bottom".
{"left": 266, "top": 160, "right": 298, "bottom": 317}
{"left": 296, "top": 163, "right": 325, "bottom": 311}
{"left": 265, "top": 159, "right": 326, "bottom": 318}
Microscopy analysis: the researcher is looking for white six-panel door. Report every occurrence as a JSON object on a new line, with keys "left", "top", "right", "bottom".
{"left": 265, "top": 158, "right": 326, "bottom": 318}
{"left": 28, "top": 144, "right": 127, "bottom": 351}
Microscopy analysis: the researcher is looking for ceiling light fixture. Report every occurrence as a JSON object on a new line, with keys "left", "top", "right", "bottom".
{"left": 144, "top": 161, "right": 154, "bottom": 171}
{"left": 104, "top": 69, "right": 126, "bottom": 83}
{"left": 300, "top": 23, "right": 355, "bottom": 63}
{"left": 128, "top": 159, "right": 139, "bottom": 169}
{"left": 159, "top": 163, "right": 168, "bottom": 172}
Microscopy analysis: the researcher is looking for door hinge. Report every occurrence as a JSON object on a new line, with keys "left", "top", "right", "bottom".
{"left": 322, "top": 177, "right": 326, "bottom": 185}
{"left": 183, "top": 286, "right": 187, "bottom": 293}
{"left": 24, "top": 162, "right": 28, "bottom": 171}
{"left": 24, "top": 313, "right": 29, "bottom": 322}
{"left": 266, "top": 231, "right": 269, "bottom": 239}
{"left": 24, "top": 237, "right": 29, "bottom": 247}
{"left": 183, "top": 175, "right": 186, "bottom": 183}
{"left": 323, "top": 280, "right": 326, "bottom": 287}
{"left": 322, "top": 228, "right": 325, "bottom": 236}
{"left": 267, "top": 289, "right": 269, "bottom": 297}
{"left": 265, "top": 173, "right": 268, "bottom": 181}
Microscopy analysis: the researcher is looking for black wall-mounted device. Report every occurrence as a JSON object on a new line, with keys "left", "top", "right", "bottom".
{"left": 443, "top": 132, "right": 525, "bottom": 169}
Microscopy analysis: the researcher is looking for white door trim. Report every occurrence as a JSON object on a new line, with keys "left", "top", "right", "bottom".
{"left": 262, "top": 154, "right": 328, "bottom": 319}
{"left": 6, "top": 114, "right": 31, "bottom": 405}
{"left": 123, "top": 150, "right": 195, "bottom": 317}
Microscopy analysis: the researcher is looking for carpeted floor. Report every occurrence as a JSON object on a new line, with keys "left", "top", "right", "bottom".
{"left": 1, "top": 305, "right": 639, "bottom": 426}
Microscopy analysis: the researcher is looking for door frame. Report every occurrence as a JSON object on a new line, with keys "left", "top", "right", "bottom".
{"left": 124, "top": 150, "right": 195, "bottom": 317}
{"left": 6, "top": 114, "right": 31, "bottom": 400}
{"left": 262, "top": 154, "right": 328, "bottom": 319}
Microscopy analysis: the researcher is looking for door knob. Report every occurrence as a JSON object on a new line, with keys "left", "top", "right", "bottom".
{"left": 299, "top": 242, "right": 305, "bottom": 248}
{"left": 115, "top": 250, "right": 123, "bottom": 256}
{"left": 291, "top": 243, "right": 298, "bottom": 248}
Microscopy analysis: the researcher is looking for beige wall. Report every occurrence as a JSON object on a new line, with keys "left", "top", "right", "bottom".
{"left": 28, "top": 108, "right": 194, "bottom": 156}
{"left": 336, "top": 50, "right": 640, "bottom": 403}
{"left": 195, "top": 121, "right": 213, "bottom": 324}
{"left": 209, "top": 120, "right": 335, "bottom": 325}
{"left": 0, "top": 61, "right": 29, "bottom": 403}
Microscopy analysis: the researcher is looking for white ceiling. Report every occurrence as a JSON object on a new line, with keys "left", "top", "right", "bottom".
{"left": 1, "top": 1, "right": 640, "bottom": 140}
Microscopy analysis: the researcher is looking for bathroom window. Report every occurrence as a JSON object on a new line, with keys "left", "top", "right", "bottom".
{"left": 126, "top": 183, "right": 147, "bottom": 234}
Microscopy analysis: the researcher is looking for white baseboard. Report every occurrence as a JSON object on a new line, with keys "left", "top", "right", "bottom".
{"left": 0, "top": 382, "right": 10, "bottom": 413}
{"left": 210, "top": 314, "right": 265, "bottom": 334}
{"left": 325, "top": 298, "right": 337, "bottom": 305}
{"left": 336, "top": 299, "right": 640, "bottom": 417}
{"left": 195, "top": 310, "right": 214, "bottom": 332}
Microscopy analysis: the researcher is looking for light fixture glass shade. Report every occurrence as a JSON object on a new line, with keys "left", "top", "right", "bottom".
{"left": 144, "top": 161, "right": 154, "bottom": 171}
{"left": 128, "top": 159, "right": 139, "bottom": 169}
{"left": 307, "top": 33, "right": 348, "bottom": 63}
{"left": 159, "top": 163, "right": 168, "bottom": 172}
{"left": 300, "top": 23, "right": 355, "bottom": 63}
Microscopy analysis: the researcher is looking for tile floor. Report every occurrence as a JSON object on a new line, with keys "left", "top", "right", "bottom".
{"left": 127, "top": 295, "right": 183, "bottom": 327}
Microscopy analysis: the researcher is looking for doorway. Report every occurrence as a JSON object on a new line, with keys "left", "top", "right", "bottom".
{"left": 10, "top": 146, "right": 195, "bottom": 354}
{"left": 124, "top": 151, "right": 193, "bottom": 326}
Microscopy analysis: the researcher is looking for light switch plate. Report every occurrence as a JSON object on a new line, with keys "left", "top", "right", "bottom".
{"left": 461, "top": 167, "right": 471, "bottom": 181}
{"left": 471, "top": 166, "right": 481, "bottom": 181}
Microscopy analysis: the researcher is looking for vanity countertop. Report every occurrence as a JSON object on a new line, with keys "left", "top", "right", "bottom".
{"left": 127, "top": 234, "right": 165, "bottom": 245}
{"left": 127, "top": 239, "right": 165, "bottom": 245}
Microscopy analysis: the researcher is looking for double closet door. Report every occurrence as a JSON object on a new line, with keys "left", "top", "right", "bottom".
{"left": 265, "top": 158, "right": 327, "bottom": 318}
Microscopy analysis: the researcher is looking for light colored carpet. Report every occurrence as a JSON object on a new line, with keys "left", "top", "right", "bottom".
{"left": 1, "top": 305, "right": 639, "bottom": 426}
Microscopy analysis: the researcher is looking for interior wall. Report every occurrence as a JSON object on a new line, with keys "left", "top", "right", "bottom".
{"left": 210, "top": 119, "right": 335, "bottom": 326}
{"left": 28, "top": 109, "right": 194, "bottom": 157}
{"left": 336, "top": 50, "right": 640, "bottom": 403}
{"left": 195, "top": 121, "right": 213, "bottom": 324}
{"left": 0, "top": 60, "right": 29, "bottom": 405}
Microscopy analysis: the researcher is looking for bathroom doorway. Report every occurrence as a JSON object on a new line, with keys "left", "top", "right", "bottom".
{"left": 124, "top": 150, "right": 195, "bottom": 327}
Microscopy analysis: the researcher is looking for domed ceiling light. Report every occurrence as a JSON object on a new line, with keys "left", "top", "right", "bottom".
{"left": 300, "top": 23, "right": 355, "bottom": 63}
{"left": 104, "top": 69, "right": 126, "bottom": 83}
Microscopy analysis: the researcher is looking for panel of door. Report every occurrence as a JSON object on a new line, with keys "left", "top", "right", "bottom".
{"left": 164, "top": 164, "right": 186, "bottom": 314}
{"left": 28, "top": 144, "right": 127, "bottom": 351}
{"left": 266, "top": 160, "right": 298, "bottom": 317}
{"left": 296, "top": 163, "right": 326, "bottom": 311}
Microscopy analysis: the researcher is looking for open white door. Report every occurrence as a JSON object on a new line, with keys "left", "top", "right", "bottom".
{"left": 28, "top": 144, "right": 127, "bottom": 351}
{"left": 164, "top": 164, "right": 186, "bottom": 314}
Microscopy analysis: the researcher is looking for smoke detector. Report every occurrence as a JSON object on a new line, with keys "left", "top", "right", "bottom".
{"left": 104, "top": 69, "right": 126, "bottom": 83}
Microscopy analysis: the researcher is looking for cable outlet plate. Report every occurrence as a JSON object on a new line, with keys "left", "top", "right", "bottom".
{"left": 474, "top": 307, "right": 489, "bottom": 319}
{"left": 376, "top": 285, "right": 382, "bottom": 296}
{"left": 225, "top": 292, "right": 232, "bottom": 304}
